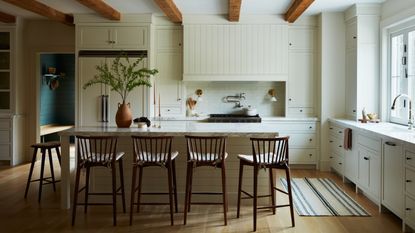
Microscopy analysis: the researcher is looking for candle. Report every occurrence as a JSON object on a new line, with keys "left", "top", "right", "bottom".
{"left": 158, "top": 93, "right": 161, "bottom": 117}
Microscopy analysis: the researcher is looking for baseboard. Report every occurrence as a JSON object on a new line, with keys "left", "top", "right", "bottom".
{"left": 319, "top": 160, "right": 331, "bottom": 171}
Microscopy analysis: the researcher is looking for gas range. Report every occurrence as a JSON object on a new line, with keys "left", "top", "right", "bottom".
{"left": 207, "top": 114, "right": 262, "bottom": 123}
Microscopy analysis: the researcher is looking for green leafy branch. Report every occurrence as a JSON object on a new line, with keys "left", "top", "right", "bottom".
{"left": 83, "top": 53, "right": 158, "bottom": 103}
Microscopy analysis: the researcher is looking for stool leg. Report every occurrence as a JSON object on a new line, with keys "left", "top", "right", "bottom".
{"left": 221, "top": 163, "right": 228, "bottom": 225}
{"left": 136, "top": 166, "right": 143, "bottom": 213}
{"left": 183, "top": 162, "right": 191, "bottom": 225}
{"left": 118, "top": 159, "right": 126, "bottom": 213}
{"left": 38, "top": 149, "right": 46, "bottom": 203}
{"left": 253, "top": 165, "right": 259, "bottom": 232}
{"left": 236, "top": 161, "right": 243, "bottom": 218}
{"left": 285, "top": 166, "right": 295, "bottom": 227}
{"left": 48, "top": 148, "right": 56, "bottom": 192}
{"left": 111, "top": 163, "right": 117, "bottom": 226}
{"left": 55, "top": 147, "right": 61, "bottom": 166}
{"left": 84, "top": 167, "right": 90, "bottom": 213}
{"left": 129, "top": 165, "right": 138, "bottom": 225}
{"left": 167, "top": 161, "right": 174, "bottom": 226}
{"left": 172, "top": 160, "right": 178, "bottom": 213}
{"left": 269, "top": 168, "right": 276, "bottom": 215}
{"left": 71, "top": 164, "right": 82, "bottom": 226}
{"left": 187, "top": 164, "right": 194, "bottom": 213}
{"left": 24, "top": 148, "right": 38, "bottom": 198}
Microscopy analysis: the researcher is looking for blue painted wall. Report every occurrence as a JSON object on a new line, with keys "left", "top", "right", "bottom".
{"left": 40, "top": 54, "right": 75, "bottom": 126}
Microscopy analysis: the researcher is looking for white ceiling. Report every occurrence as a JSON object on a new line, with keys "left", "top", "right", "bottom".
{"left": 0, "top": 0, "right": 387, "bottom": 20}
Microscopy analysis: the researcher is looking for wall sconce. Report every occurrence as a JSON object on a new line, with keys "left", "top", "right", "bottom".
{"left": 268, "top": 89, "right": 277, "bottom": 102}
{"left": 195, "top": 89, "right": 203, "bottom": 102}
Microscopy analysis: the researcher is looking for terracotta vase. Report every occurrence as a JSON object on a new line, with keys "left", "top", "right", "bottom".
{"left": 115, "top": 102, "right": 132, "bottom": 128}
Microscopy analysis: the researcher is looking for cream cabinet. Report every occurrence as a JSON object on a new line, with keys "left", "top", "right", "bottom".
{"left": 382, "top": 139, "right": 404, "bottom": 218}
{"left": 154, "top": 27, "right": 183, "bottom": 116}
{"left": 287, "top": 27, "right": 316, "bottom": 117}
{"left": 77, "top": 26, "right": 148, "bottom": 50}
{"left": 356, "top": 133, "right": 381, "bottom": 202}
{"left": 344, "top": 6, "right": 380, "bottom": 120}
{"left": 328, "top": 122, "right": 345, "bottom": 176}
{"left": 78, "top": 57, "right": 146, "bottom": 126}
{"left": 0, "top": 118, "right": 10, "bottom": 160}
{"left": 405, "top": 144, "right": 415, "bottom": 230}
{"left": 275, "top": 121, "right": 319, "bottom": 165}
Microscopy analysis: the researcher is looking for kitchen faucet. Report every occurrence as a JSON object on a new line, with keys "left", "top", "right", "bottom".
{"left": 224, "top": 93, "right": 246, "bottom": 108}
{"left": 391, "top": 94, "right": 413, "bottom": 129}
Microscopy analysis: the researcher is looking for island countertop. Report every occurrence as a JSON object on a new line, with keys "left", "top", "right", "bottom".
{"left": 59, "top": 121, "right": 281, "bottom": 137}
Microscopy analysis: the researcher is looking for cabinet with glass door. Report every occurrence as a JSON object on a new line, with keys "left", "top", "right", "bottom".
{"left": 0, "top": 30, "right": 11, "bottom": 112}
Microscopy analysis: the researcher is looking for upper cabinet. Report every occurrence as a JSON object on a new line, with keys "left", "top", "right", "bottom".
{"left": 287, "top": 26, "right": 317, "bottom": 117}
{"left": 183, "top": 24, "right": 288, "bottom": 81}
{"left": 76, "top": 26, "right": 148, "bottom": 50}
{"left": 0, "top": 30, "right": 12, "bottom": 112}
{"left": 344, "top": 5, "right": 380, "bottom": 119}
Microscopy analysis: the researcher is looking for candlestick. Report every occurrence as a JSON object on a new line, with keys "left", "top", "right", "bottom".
{"left": 158, "top": 93, "right": 161, "bottom": 117}
{"left": 153, "top": 81, "right": 156, "bottom": 118}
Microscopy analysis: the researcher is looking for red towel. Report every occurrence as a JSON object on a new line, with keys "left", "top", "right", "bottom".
{"left": 343, "top": 128, "right": 352, "bottom": 150}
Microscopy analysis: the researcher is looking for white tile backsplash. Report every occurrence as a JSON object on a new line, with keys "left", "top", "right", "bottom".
{"left": 185, "top": 81, "right": 285, "bottom": 116}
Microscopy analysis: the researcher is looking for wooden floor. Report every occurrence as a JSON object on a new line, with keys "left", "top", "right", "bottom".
{"left": 0, "top": 161, "right": 404, "bottom": 233}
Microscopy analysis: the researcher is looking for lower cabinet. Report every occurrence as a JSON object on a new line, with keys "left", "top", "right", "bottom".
{"left": 357, "top": 143, "right": 381, "bottom": 201}
{"left": 382, "top": 140, "right": 403, "bottom": 218}
{"left": 405, "top": 144, "right": 415, "bottom": 230}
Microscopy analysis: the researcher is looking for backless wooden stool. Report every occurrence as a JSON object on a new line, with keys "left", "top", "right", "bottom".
{"left": 183, "top": 135, "right": 228, "bottom": 225}
{"left": 71, "top": 136, "right": 126, "bottom": 226}
{"left": 236, "top": 136, "right": 295, "bottom": 231}
{"left": 130, "top": 136, "right": 178, "bottom": 226}
{"left": 24, "top": 141, "right": 61, "bottom": 202}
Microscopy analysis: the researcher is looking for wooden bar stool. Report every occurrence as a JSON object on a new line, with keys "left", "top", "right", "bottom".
{"left": 71, "top": 136, "right": 126, "bottom": 226}
{"left": 236, "top": 136, "right": 295, "bottom": 231}
{"left": 130, "top": 136, "right": 178, "bottom": 226}
{"left": 24, "top": 141, "right": 61, "bottom": 202}
{"left": 183, "top": 135, "right": 228, "bottom": 225}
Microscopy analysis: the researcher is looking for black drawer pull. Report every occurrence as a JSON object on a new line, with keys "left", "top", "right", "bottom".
{"left": 329, "top": 140, "right": 333, "bottom": 143}
{"left": 407, "top": 157, "right": 412, "bottom": 160}
{"left": 407, "top": 208, "right": 412, "bottom": 211}
{"left": 338, "top": 131, "right": 342, "bottom": 133}
{"left": 385, "top": 142, "right": 396, "bottom": 146}
{"left": 406, "top": 180, "right": 412, "bottom": 183}
{"left": 329, "top": 127, "right": 333, "bottom": 130}
{"left": 309, "top": 139, "right": 313, "bottom": 142}
{"left": 338, "top": 145, "right": 342, "bottom": 148}
{"left": 309, "top": 126, "right": 313, "bottom": 129}
{"left": 363, "top": 157, "right": 369, "bottom": 160}
{"left": 309, "top": 154, "right": 313, "bottom": 157}
{"left": 339, "top": 163, "right": 342, "bottom": 165}
{"left": 329, "top": 156, "right": 333, "bottom": 159}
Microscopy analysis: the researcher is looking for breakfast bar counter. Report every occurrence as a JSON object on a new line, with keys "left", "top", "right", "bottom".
{"left": 59, "top": 122, "right": 280, "bottom": 209}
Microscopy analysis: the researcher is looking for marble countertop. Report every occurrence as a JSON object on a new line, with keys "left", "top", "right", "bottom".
{"left": 330, "top": 118, "right": 415, "bottom": 144}
{"left": 152, "top": 116, "right": 319, "bottom": 122}
{"left": 59, "top": 121, "right": 283, "bottom": 137}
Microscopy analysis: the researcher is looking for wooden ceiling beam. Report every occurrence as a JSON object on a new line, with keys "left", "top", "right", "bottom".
{"left": 75, "top": 0, "right": 120, "bottom": 21}
{"left": 0, "top": 11, "right": 15, "bottom": 23}
{"left": 285, "top": 0, "right": 314, "bottom": 23}
{"left": 154, "top": 0, "right": 182, "bottom": 23}
{"left": 228, "top": 0, "right": 242, "bottom": 22}
{"left": 1, "top": 0, "right": 73, "bottom": 25}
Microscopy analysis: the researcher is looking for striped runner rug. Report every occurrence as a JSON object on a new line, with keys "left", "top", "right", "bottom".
{"left": 280, "top": 178, "right": 370, "bottom": 216}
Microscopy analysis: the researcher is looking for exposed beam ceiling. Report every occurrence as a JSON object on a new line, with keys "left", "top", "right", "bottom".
{"left": 1, "top": 0, "right": 73, "bottom": 25}
{"left": 154, "top": 0, "right": 182, "bottom": 23}
{"left": 75, "top": 0, "right": 120, "bottom": 20}
{"left": 0, "top": 11, "right": 15, "bottom": 23}
{"left": 228, "top": 0, "right": 242, "bottom": 22}
{"left": 285, "top": 0, "right": 314, "bottom": 23}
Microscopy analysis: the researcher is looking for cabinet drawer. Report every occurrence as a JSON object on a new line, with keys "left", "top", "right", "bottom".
{"left": 276, "top": 123, "right": 316, "bottom": 132}
{"left": 160, "top": 106, "right": 182, "bottom": 116}
{"left": 289, "top": 133, "right": 316, "bottom": 148}
{"left": 287, "top": 107, "right": 314, "bottom": 115}
{"left": 406, "top": 150, "right": 415, "bottom": 169}
{"left": 0, "top": 130, "right": 10, "bottom": 143}
{"left": 406, "top": 168, "right": 415, "bottom": 197}
{"left": 357, "top": 134, "right": 381, "bottom": 152}
{"left": 406, "top": 195, "right": 415, "bottom": 227}
{"left": 0, "top": 120, "right": 10, "bottom": 129}
{"left": 333, "top": 154, "right": 344, "bottom": 174}
{"left": 289, "top": 149, "right": 316, "bottom": 164}
{"left": 0, "top": 144, "right": 10, "bottom": 160}
{"left": 329, "top": 124, "right": 344, "bottom": 139}
{"left": 329, "top": 137, "right": 344, "bottom": 155}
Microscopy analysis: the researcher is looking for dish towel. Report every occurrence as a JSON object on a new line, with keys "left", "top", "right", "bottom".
{"left": 343, "top": 128, "right": 352, "bottom": 150}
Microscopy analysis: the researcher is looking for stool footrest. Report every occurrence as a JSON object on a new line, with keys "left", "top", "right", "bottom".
{"left": 274, "top": 187, "right": 288, "bottom": 194}
{"left": 241, "top": 189, "right": 272, "bottom": 199}
{"left": 134, "top": 202, "right": 172, "bottom": 205}
{"left": 30, "top": 177, "right": 60, "bottom": 184}
{"left": 191, "top": 192, "right": 223, "bottom": 195}
{"left": 75, "top": 203, "right": 115, "bottom": 206}
{"left": 257, "top": 204, "right": 290, "bottom": 210}
{"left": 190, "top": 202, "right": 224, "bottom": 205}
{"left": 141, "top": 192, "right": 173, "bottom": 195}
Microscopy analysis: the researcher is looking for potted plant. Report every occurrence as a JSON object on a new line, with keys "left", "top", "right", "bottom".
{"left": 83, "top": 53, "right": 158, "bottom": 128}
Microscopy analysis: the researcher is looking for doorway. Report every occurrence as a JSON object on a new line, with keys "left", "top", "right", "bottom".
{"left": 38, "top": 53, "right": 75, "bottom": 142}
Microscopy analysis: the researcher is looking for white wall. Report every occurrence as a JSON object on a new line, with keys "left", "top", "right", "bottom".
{"left": 22, "top": 20, "right": 75, "bottom": 160}
{"left": 319, "top": 12, "right": 346, "bottom": 171}
{"left": 184, "top": 81, "right": 285, "bottom": 116}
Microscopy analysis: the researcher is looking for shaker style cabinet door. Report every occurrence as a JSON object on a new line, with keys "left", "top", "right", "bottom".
{"left": 77, "top": 27, "right": 112, "bottom": 49}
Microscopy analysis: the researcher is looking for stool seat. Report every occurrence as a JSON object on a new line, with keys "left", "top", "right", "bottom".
{"left": 31, "top": 141, "right": 61, "bottom": 149}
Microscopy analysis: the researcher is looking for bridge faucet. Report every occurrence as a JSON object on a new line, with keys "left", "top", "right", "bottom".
{"left": 391, "top": 94, "right": 413, "bottom": 129}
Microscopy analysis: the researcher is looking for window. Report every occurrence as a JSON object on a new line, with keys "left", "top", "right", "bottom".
{"left": 389, "top": 28, "right": 415, "bottom": 125}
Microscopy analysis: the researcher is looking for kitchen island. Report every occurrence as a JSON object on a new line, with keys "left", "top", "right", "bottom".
{"left": 59, "top": 121, "right": 281, "bottom": 209}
